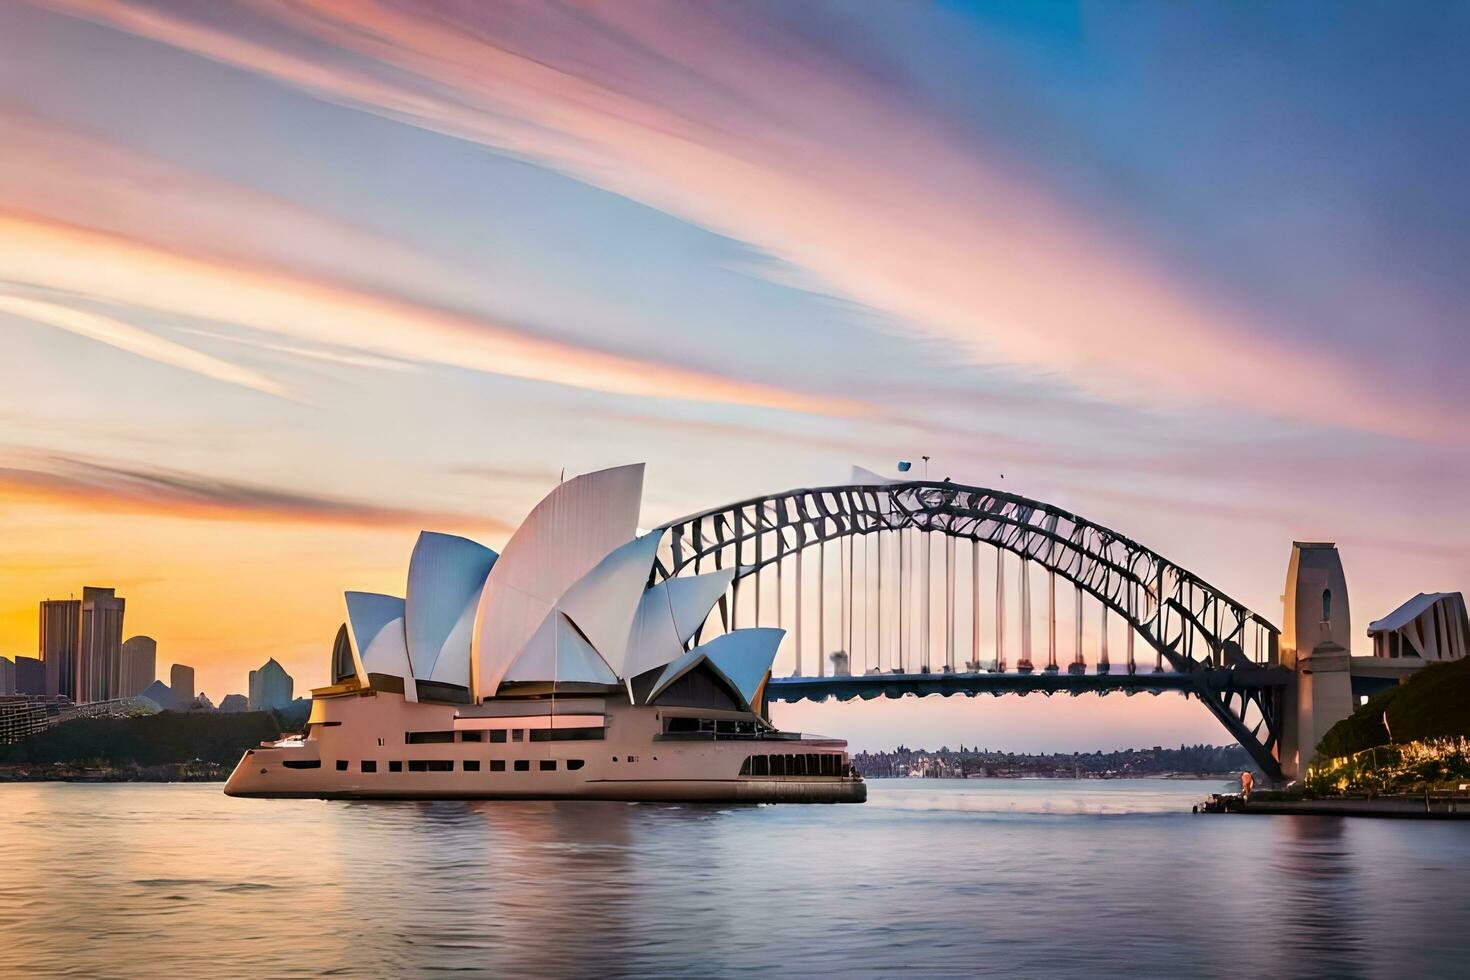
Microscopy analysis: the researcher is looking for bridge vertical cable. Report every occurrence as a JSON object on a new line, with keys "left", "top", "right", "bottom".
{"left": 970, "top": 540, "right": 982, "bottom": 672}
{"left": 945, "top": 535, "right": 956, "bottom": 672}
{"left": 794, "top": 548, "right": 803, "bottom": 677}
{"left": 995, "top": 549, "right": 1006, "bottom": 673}
{"left": 818, "top": 538, "right": 826, "bottom": 677}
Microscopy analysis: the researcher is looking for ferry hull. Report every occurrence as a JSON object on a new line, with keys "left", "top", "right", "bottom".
{"left": 224, "top": 689, "right": 865, "bottom": 804}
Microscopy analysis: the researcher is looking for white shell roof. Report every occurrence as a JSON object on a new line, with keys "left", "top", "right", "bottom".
{"left": 345, "top": 591, "right": 416, "bottom": 702}
{"left": 554, "top": 532, "right": 662, "bottom": 679}
{"left": 405, "top": 531, "right": 498, "bottom": 688}
{"left": 473, "top": 464, "right": 644, "bottom": 699}
{"left": 623, "top": 569, "right": 735, "bottom": 680}
{"left": 647, "top": 627, "right": 783, "bottom": 711}
{"left": 501, "top": 611, "right": 619, "bottom": 685}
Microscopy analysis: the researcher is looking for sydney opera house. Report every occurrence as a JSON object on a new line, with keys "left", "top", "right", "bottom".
{"left": 224, "top": 465, "right": 865, "bottom": 803}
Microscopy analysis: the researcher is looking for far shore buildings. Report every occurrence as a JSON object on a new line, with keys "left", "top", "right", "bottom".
{"left": 39, "top": 587, "right": 127, "bottom": 702}
{"left": 14, "top": 657, "right": 44, "bottom": 696}
{"left": 0, "top": 656, "right": 14, "bottom": 696}
{"left": 248, "top": 658, "right": 293, "bottom": 711}
{"left": 170, "top": 664, "right": 195, "bottom": 707}
{"left": 120, "top": 636, "right": 157, "bottom": 698}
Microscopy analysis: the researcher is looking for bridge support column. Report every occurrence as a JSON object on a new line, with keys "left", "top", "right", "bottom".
{"left": 1283, "top": 645, "right": 1352, "bottom": 780}
{"left": 1278, "top": 541, "right": 1356, "bottom": 780}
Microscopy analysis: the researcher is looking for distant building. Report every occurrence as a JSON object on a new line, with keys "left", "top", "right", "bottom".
{"left": 139, "top": 679, "right": 175, "bottom": 711}
{"left": 39, "top": 588, "right": 126, "bottom": 703}
{"left": 1368, "top": 593, "right": 1470, "bottom": 661}
{"left": 248, "top": 658, "right": 293, "bottom": 711}
{"left": 218, "top": 693, "right": 248, "bottom": 713}
{"left": 191, "top": 692, "right": 216, "bottom": 712}
{"left": 79, "top": 588, "right": 126, "bottom": 703}
{"left": 170, "top": 664, "right": 195, "bottom": 708}
{"left": 120, "top": 636, "right": 157, "bottom": 697}
{"left": 0, "top": 697, "right": 52, "bottom": 744}
{"left": 0, "top": 657, "right": 13, "bottom": 696}
{"left": 14, "top": 657, "right": 45, "bottom": 696}
{"left": 39, "top": 597, "right": 81, "bottom": 700}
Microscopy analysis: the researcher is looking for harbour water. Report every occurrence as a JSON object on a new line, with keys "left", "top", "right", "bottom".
{"left": 2, "top": 779, "right": 1468, "bottom": 978}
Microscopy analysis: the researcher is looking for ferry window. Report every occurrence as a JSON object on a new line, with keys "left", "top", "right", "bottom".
{"left": 283, "top": 760, "right": 321, "bottom": 769}
{"left": 511, "top": 729, "right": 525, "bottom": 742}
{"left": 700, "top": 718, "right": 716, "bottom": 734}
{"left": 770, "top": 754, "right": 785, "bottom": 776}
{"left": 362, "top": 761, "right": 377, "bottom": 773}
{"left": 335, "top": 760, "right": 348, "bottom": 771}
{"left": 540, "top": 760, "right": 556, "bottom": 771}
{"left": 461, "top": 731, "right": 484, "bottom": 742}
{"left": 666, "top": 716, "right": 700, "bottom": 733}
{"left": 490, "top": 730, "right": 507, "bottom": 743}
{"left": 567, "top": 760, "right": 585, "bottom": 771}
{"left": 514, "top": 760, "right": 530, "bottom": 772}
{"left": 530, "top": 727, "right": 605, "bottom": 742}
{"left": 409, "top": 760, "right": 453, "bottom": 772}
{"left": 739, "top": 756, "right": 752, "bottom": 776}
{"left": 406, "top": 731, "right": 454, "bottom": 744}
{"left": 389, "top": 761, "right": 403, "bottom": 772}
{"left": 716, "top": 720, "right": 738, "bottom": 734}
{"left": 490, "top": 760, "right": 506, "bottom": 772}
{"left": 753, "top": 755, "right": 768, "bottom": 776}
{"left": 463, "top": 760, "right": 481, "bottom": 772}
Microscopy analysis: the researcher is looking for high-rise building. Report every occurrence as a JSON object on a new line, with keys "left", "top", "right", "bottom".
{"left": 79, "top": 588, "right": 126, "bottom": 703}
{"left": 0, "top": 657, "right": 14, "bottom": 696}
{"left": 39, "top": 597, "right": 81, "bottom": 699}
{"left": 39, "top": 588, "right": 127, "bottom": 703}
{"left": 120, "top": 636, "right": 157, "bottom": 698}
{"left": 170, "top": 664, "right": 195, "bottom": 707}
{"left": 248, "top": 658, "right": 293, "bottom": 711}
{"left": 14, "top": 657, "right": 45, "bottom": 696}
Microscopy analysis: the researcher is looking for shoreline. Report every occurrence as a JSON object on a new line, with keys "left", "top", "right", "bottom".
{"left": 1198, "top": 792, "right": 1470, "bottom": 819}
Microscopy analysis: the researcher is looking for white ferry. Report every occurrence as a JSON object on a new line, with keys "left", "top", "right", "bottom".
{"left": 224, "top": 464, "right": 864, "bottom": 803}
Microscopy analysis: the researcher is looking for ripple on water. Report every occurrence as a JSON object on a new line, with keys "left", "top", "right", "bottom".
{"left": 1, "top": 780, "right": 1468, "bottom": 978}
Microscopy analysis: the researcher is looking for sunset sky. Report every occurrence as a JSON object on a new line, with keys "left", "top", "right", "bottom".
{"left": 1, "top": 1, "right": 1465, "bottom": 751}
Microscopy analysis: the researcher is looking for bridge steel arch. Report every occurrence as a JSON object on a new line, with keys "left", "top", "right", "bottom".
{"left": 652, "top": 480, "right": 1288, "bottom": 780}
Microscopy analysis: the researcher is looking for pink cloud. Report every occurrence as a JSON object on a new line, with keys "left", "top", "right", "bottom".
{"left": 36, "top": 0, "right": 1461, "bottom": 439}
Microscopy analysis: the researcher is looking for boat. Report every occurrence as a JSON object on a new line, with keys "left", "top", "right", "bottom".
{"left": 224, "top": 464, "right": 865, "bottom": 803}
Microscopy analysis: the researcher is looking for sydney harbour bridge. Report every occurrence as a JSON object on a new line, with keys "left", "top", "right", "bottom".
{"left": 650, "top": 475, "right": 1290, "bottom": 780}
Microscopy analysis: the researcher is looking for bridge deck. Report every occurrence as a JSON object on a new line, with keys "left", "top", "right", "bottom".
{"left": 767, "top": 668, "right": 1289, "bottom": 703}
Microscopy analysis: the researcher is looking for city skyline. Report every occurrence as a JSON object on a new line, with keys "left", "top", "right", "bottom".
{"left": 1, "top": 1, "right": 1466, "bottom": 751}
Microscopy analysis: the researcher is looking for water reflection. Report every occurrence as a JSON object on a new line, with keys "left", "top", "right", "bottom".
{"left": 1274, "top": 816, "right": 1367, "bottom": 979}
{"left": 3, "top": 781, "right": 1469, "bottom": 978}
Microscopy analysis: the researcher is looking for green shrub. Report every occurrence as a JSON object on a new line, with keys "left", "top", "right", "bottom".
{"left": 0, "top": 711, "right": 281, "bottom": 766}
{"left": 1314, "top": 655, "right": 1470, "bottom": 765}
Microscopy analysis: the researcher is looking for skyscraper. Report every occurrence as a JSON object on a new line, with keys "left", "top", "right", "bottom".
{"left": 14, "top": 657, "right": 45, "bottom": 696}
{"left": 248, "top": 658, "right": 293, "bottom": 711}
{"left": 39, "top": 588, "right": 127, "bottom": 703}
{"left": 120, "top": 636, "right": 157, "bottom": 698}
{"left": 170, "top": 663, "right": 195, "bottom": 708}
{"left": 79, "top": 588, "right": 126, "bottom": 703}
{"left": 0, "top": 656, "right": 14, "bottom": 696}
{"left": 39, "top": 597, "right": 81, "bottom": 699}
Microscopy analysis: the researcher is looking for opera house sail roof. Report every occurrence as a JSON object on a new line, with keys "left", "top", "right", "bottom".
{"left": 325, "top": 463, "right": 783, "bottom": 710}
